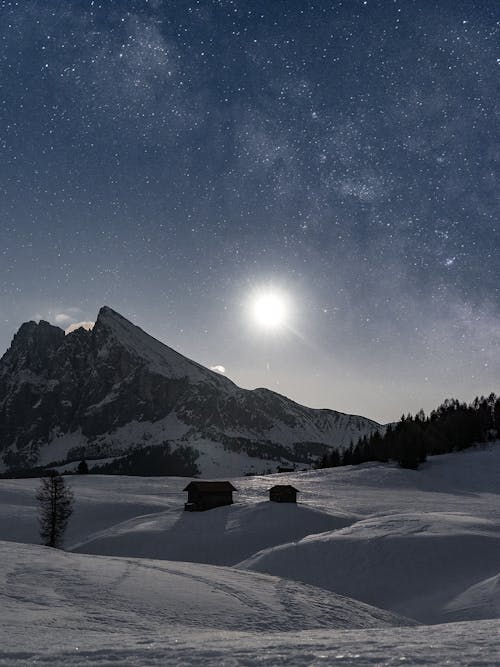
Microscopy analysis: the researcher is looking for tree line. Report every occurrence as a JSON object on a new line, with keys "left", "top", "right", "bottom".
{"left": 319, "top": 393, "right": 500, "bottom": 471}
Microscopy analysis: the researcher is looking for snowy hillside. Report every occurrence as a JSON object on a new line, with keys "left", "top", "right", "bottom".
{"left": 71, "top": 501, "right": 353, "bottom": 565}
{"left": 1, "top": 445, "right": 500, "bottom": 664}
{"left": 0, "top": 306, "right": 381, "bottom": 476}
{"left": 0, "top": 541, "right": 407, "bottom": 644}
{"left": 238, "top": 511, "right": 500, "bottom": 623}
{"left": 6, "top": 541, "right": 499, "bottom": 667}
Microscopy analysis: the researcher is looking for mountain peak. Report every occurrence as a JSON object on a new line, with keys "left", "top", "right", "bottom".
{"left": 95, "top": 305, "right": 128, "bottom": 326}
{"left": 92, "top": 306, "right": 224, "bottom": 386}
{"left": 94, "top": 306, "right": 149, "bottom": 340}
{"left": 0, "top": 318, "right": 65, "bottom": 378}
{"left": 10, "top": 318, "right": 64, "bottom": 352}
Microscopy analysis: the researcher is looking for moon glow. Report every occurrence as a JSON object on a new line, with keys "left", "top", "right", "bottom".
{"left": 251, "top": 290, "right": 289, "bottom": 330}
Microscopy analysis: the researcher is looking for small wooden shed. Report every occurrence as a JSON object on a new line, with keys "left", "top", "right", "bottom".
{"left": 269, "top": 484, "right": 299, "bottom": 503}
{"left": 183, "top": 481, "right": 237, "bottom": 511}
{"left": 276, "top": 465, "right": 295, "bottom": 473}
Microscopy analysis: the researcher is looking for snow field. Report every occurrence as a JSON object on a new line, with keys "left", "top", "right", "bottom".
{"left": 0, "top": 541, "right": 409, "bottom": 656}
{"left": 1, "top": 625, "right": 499, "bottom": 667}
{"left": 1, "top": 445, "right": 500, "bottom": 664}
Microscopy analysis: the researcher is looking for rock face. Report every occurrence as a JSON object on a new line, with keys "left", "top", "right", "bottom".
{"left": 0, "top": 307, "right": 382, "bottom": 475}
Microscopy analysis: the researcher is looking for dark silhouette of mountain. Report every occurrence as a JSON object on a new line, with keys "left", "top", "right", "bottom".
{"left": 0, "top": 306, "right": 381, "bottom": 475}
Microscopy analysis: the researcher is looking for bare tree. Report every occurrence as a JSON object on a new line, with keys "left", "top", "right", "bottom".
{"left": 36, "top": 472, "right": 74, "bottom": 548}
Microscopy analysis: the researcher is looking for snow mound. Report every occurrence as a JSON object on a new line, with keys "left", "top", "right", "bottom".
{"left": 444, "top": 572, "right": 500, "bottom": 621}
{"left": 238, "top": 511, "right": 500, "bottom": 624}
{"left": 71, "top": 500, "right": 352, "bottom": 565}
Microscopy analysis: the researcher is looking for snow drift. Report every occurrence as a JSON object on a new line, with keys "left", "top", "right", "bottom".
{"left": 238, "top": 511, "right": 500, "bottom": 623}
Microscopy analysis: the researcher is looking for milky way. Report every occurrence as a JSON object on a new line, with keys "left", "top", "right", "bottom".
{"left": 0, "top": 0, "right": 498, "bottom": 421}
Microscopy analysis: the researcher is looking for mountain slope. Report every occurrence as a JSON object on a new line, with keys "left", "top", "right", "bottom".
{"left": 0, "top": 306, "right": 381, "bottom": 475}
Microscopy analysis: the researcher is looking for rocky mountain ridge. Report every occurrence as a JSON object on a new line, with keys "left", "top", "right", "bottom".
{"left": 0, "top": 307, "right": 382, "bottom": 476}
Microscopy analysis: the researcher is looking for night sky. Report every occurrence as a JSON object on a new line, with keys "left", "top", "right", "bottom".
{"left": 1, "top": 0, "right": 498, "bottom": 423}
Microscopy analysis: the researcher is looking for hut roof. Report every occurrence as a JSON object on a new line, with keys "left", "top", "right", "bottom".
{"left": 183, "top": 481, "right": 237, "bottom": 493}
{"left": 269, "top": 484, "right": 299, "bottom": 493}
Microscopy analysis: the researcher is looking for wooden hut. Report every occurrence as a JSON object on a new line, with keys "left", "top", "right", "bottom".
{"left": 276, "top": 465, "right": 295, "bottom": 473}
{"left": 183, "top": 481, "right": 237, "bottom": 511}
{"left": 269, "top": 484, "right": 299, "bottom": 503}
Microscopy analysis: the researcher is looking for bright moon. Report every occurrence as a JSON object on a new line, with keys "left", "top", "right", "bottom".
{"left": 251, "top": 291, "right": 288, "bottom": 330}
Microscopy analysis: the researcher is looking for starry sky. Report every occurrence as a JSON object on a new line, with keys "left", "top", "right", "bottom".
{"left": 0, "top": 0, "right": 498, "bottom": 423}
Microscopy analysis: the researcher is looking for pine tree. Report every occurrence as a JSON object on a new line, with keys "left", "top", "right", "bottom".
{"left": 329, "top": 449, "right": 341, "bottom": 467}
{"left": 77, "top": 459, "right": 89, "bottom": 474}
{"left": 36, "top": 472, "right": 74, "bottom": 548}
{"left": 494, "top": 397, "right": 500, "bottom": 437}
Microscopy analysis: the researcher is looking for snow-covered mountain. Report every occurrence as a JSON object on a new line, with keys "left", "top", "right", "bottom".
{"left": 0, "top": 306, "right": 381, "bottom": 475}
